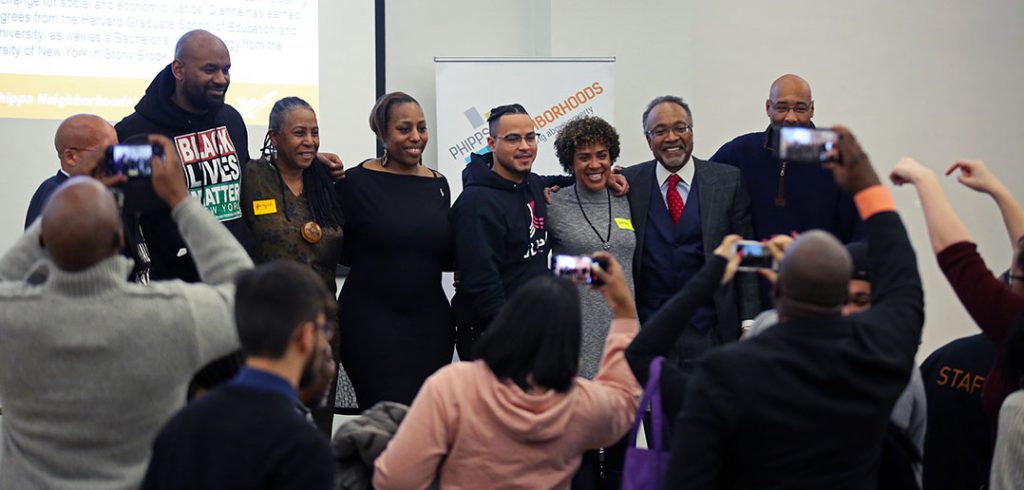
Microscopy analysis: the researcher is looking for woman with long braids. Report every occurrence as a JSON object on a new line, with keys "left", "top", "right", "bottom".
{"left": 334, "top": 92, "right": 455, "bottom": 408}
{"left": 240, "top": 96, "right": 357, "bottom": 431}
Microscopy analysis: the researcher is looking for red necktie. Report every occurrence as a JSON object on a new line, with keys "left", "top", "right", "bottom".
{"left": 666, "top": 174, "right": 685, "bottom": 224}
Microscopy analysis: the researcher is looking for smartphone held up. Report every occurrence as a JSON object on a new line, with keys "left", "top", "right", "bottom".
{"left": 104, "top": 144, "right": 164, "bottom": 179}
{"left": 551, "top": 254, "right": 610, "bottom": 286}
{"left": 775, "top": 126, "right": 837, "bottom": 164}
{"left": 734, "top": 240, "right": 777, "bottom": 272}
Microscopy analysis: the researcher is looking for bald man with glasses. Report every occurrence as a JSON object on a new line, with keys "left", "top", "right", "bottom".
{"left": 712, "top": 74, "right": 861, "bottom": 245}
{"left": 25, "top": 113, "right": 119, "bottom": 228}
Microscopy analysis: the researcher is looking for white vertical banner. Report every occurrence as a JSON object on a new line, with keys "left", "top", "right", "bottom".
{"left": 435, "top": 57, "right": 615, "bottom": 198}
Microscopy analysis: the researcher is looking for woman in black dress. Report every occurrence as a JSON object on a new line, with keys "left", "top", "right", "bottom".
{"left": 335, "top": 92, "right": 455, "bottom": 408}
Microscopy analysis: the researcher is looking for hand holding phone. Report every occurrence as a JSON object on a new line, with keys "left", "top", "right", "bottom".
{"left": 733, "top": 240, "right": 778, "bottom": 272}
{"left": 551, "top": 254, "right": 610, "bottom": 286}
{"left": 104, "top": 144, "right": 164, "bottom": 178}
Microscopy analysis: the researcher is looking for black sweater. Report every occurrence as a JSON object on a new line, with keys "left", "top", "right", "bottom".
{"left": 624, "top": 254, "right": 726, "bottom": 437}
{"left": 115, "top": 64, "right": 252, "bottom": 282}
{"left": 449, "top": 153, "right": 573, "bottom": 326}
{"left": 141, "top": 385, "right": 333, "bottom": 490}
{"left": 665, "top": 210, "right": 924, "bottom": 490}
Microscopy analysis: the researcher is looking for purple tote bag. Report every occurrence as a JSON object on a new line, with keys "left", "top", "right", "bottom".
{"left": 622, "top": 356, "right": 671, "bottom": 490}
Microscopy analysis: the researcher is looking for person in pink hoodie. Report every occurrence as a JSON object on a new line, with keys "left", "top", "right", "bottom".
{"left": 373, "top": 252, "right": 642, "bottom": 489}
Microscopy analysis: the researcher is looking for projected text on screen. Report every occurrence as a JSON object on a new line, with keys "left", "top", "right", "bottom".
{"left": 0, "top": 0, "right": 319, "bottom": 124}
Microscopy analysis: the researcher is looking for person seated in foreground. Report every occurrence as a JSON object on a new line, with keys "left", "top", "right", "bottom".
{"left": 373, "top": 253, "right": 641, "bottom": 490}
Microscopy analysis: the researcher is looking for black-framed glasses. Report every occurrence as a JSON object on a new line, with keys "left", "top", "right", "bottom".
{"left": 499, "top": 132, "right": 539, "bottom": 145}
{"left": 770, "top": 102, "right": 811, "bottom": 115}
{"left": 66, "top": 147, "right": 104, "bottom": 153}
{"left": 645, "top": 124, "right": 693, "bottom": 138}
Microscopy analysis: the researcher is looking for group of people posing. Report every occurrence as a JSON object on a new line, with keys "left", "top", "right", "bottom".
{"left": 6, "top": 28, "right": 1023, "bottom": 490}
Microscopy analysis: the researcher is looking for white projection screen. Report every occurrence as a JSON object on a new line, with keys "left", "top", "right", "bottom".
{"left": 0, "top": 0, "right": 377, "bottom": 249}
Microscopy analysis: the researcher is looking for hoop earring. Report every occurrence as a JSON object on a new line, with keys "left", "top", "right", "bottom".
{"left": 381, "top": 149, "right": 389, "bottom": 167}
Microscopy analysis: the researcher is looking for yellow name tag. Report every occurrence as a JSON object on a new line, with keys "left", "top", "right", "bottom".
{"left": 253, "top": 199, "right": 278, "bottom": 216}
{"left": 614, "top": 217, "right": 634, "bottom": 231}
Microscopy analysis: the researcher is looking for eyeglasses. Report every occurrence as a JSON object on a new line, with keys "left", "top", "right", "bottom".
{"left": 846, "top": 292, "right": 871, "bottom": 308}
{"left": 645, "top": 124, "right": 693, "bottom": 138}
{"left": 66, "top": 147, "right": 104, "bottom": 153}
{"left": 771, "top": 103, "right": 811, "bottom": 115}
{"left": 499, "top": 132, "right": 539, "bottom": 145}
{"left": 316, "top": 316, "right": 335, "bottom": 342}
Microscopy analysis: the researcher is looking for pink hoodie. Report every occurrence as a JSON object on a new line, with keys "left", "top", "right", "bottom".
{"left": 373, "top": 318, "right": 641, "bottom": 490}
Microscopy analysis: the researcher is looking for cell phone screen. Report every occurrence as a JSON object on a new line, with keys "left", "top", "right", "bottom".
{"left": 106, "top": 144, "right": 155, "bottom": 178}
{"left": 551, "top": 254, "right": 597, "bottom": 285}
{"left": 778, "top": 127, "right": 838, "bottom": 164}
{"left": 736, "top": 241, "right": 776, "bottom": 271}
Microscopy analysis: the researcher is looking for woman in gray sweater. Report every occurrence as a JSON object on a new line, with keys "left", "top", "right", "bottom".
{"left": 548, "top": 115, "right": 636, "bottom": 490}
{"left": 548, "top": 115, "right": 635, "bottom": 380}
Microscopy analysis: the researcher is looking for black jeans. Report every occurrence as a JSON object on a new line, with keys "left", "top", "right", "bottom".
{"left": 455, "top": 324, "right": 485, "bottom": 361}
{"left": 572, "top": 434, "right": 629, "bottom": 490}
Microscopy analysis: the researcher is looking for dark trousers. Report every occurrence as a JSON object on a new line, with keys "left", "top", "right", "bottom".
{"left": 572, "top": 434, "right": 629, "bottom": 490}
{"left": 455, "top": 324, "right": 486, "bottom": 361}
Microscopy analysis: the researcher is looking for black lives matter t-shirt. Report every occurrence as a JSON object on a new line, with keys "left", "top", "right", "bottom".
{"left": 174, "top": 126, "right": 242, "bottom": 222}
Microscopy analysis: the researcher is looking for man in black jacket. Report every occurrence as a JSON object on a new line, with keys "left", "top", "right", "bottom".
{"left": 116, "top": 29, "right": 251, "bottom": 282}
{"left": 664, "top": 126, "right": 925, "bottom": 489}
{"left": 449, "top": 103, "right": 628, "bottom": 359}
{"left": 449, "top": 104, "right": 574, "bottom": 359}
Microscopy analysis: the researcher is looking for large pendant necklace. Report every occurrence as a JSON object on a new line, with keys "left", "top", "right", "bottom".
{"left": 575, "top": 186, "right": 612, "bottom": 251}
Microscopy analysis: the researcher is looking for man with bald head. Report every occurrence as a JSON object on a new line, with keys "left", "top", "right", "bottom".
{"left": 0, "top": 135, "right": 253, "bottom": 489}
{"left": 24, "top": 113, "right": 119, "bottom": 228}
{"left": 663, "top": 127, "right": 925, "bottom": 489}
{"left": 116, "top": 29, "right": 252, "bottom": 282}
{"left": 711, "top": 74, "right": 861, "bottom": 246}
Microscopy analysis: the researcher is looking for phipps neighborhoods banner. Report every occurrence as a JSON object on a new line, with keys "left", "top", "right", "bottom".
{"left": 435, "top": 58, "right": 615, "bottom": 198}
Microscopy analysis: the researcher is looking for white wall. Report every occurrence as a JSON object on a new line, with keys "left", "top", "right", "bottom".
{"left": 387, "top": 0, "right": 1024, "bottom": 359}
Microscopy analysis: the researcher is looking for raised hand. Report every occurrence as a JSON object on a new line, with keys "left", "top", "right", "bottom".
{"left": 946, "top": 159, "right": 1004, "bottom": 195}
{"left": 824, "top": 126, "right": 880, "bottom": 195}
{"left": 712, "top": 234, "right": 744, "bottom": 285}
{"left": 890, "top": 157, "right": 936, "bottom": 187}
{"left": 149, "top": 134, "right": 189, "bottom": 208}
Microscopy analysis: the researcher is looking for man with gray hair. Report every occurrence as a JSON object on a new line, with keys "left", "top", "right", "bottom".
{"left": 0, "top": 134, "right": 252, "bottom": 489}
{"left": 620, "top": 95, "right": 759, "bottom": 360}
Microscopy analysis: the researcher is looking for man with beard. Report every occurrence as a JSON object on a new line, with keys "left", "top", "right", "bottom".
{"left": 621, "top": 95, "right": 759, "bottom": 360}
{"left": 115, "top": 29, "right": 253, "bottom": 283}
{"left": 141, "top": 261, "right": 335, "bottom": 490}
{"left": 450, "top": 103, "right": 627, "bottom": 360}
{"left": 711, "top": 74, "right": 861, "bottom": 243}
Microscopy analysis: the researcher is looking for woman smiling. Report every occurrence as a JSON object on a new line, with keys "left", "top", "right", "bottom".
{"left": 240, "top": 96, "right": 357, "bottom": 430}
{"left": 334, "top": 92, "right": 455, "bottom": 409}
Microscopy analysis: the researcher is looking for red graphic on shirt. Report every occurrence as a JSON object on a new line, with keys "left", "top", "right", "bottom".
{"left": 527, "top": 200, "right": 545, "bottom": 236}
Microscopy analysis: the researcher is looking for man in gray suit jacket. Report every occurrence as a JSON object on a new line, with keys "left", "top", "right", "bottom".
{"left": 621, "top": 95, "right": 760, "bottom": 360}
